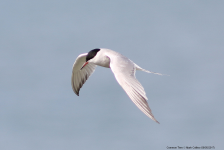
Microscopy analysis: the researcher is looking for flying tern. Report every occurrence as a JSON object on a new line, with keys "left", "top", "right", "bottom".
{"left": 71, "top": 48, "right": 163, "bottom": 123}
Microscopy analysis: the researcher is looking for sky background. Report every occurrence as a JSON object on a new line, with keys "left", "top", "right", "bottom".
{"left": 0, "top": 0, "right": 223, "bottom": 150}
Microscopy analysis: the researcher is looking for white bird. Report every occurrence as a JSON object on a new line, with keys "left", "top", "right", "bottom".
{"left": 71, "top": 48, "right": 163, "bottom": 123}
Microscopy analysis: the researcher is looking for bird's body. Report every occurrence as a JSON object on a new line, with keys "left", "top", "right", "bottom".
{"left": 71, "top": 48, "right": 162, "bottom": 123}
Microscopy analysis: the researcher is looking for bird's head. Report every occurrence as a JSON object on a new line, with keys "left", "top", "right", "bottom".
{"left": 81, "top": 48, "right": 100, "bottom": 70}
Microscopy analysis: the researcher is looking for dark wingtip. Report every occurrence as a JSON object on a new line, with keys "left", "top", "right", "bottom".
{"left": 74, "top": 90, "right": 79, "bottom": 96}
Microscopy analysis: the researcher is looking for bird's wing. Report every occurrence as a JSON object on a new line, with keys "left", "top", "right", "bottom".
{"left": 71, "top": 53, "right": 97, "bottom": 96}
{"left": 109, "top": 56, "right": 159, "bottom": 123}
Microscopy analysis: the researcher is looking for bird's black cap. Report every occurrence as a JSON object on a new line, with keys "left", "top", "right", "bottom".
{"left": 86, "top": 48, "right": 100, "bottom": 62}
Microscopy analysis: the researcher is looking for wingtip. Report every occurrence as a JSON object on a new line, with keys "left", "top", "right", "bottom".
{"left": 74, "top": 91, "right": 79, "bottom": 96}
{"left": 152, "top": 118, "right": 160, "bottom": 124}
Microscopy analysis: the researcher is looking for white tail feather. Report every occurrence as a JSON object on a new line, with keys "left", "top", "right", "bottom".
{"left": 134, "top": 63, "right": 169, "bottom": 76}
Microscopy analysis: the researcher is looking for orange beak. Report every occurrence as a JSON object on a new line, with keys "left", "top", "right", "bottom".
{"left": 81, "top": 62, "right": 88, "bottom": 70}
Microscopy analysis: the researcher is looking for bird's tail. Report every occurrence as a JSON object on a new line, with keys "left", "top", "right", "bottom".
{"left": 134, "top": 63, "right": 169, "bottom": 76}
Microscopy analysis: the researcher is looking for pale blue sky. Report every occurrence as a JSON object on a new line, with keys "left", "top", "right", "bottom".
{"left": 0, "top": 0, "right": 223, "bottom": 150}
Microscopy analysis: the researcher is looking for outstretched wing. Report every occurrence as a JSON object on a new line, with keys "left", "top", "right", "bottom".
{"left": 109, "top": 56, "right": 159, "bottom": 123}
{"left": 71, "top": 53, "right": 96, "bottom": 96}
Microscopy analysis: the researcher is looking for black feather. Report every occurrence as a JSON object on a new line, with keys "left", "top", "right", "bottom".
{"left": 86, "top": 48, "right": 100, "bottom": 62}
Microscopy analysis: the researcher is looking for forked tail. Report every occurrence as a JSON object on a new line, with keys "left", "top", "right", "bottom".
{"left": 134, "top": 63, "right": 169, "bottom": 76}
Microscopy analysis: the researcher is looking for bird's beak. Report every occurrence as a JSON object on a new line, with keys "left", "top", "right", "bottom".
{"left": 81, "top": 62, "right": 88, "bottom": 70}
